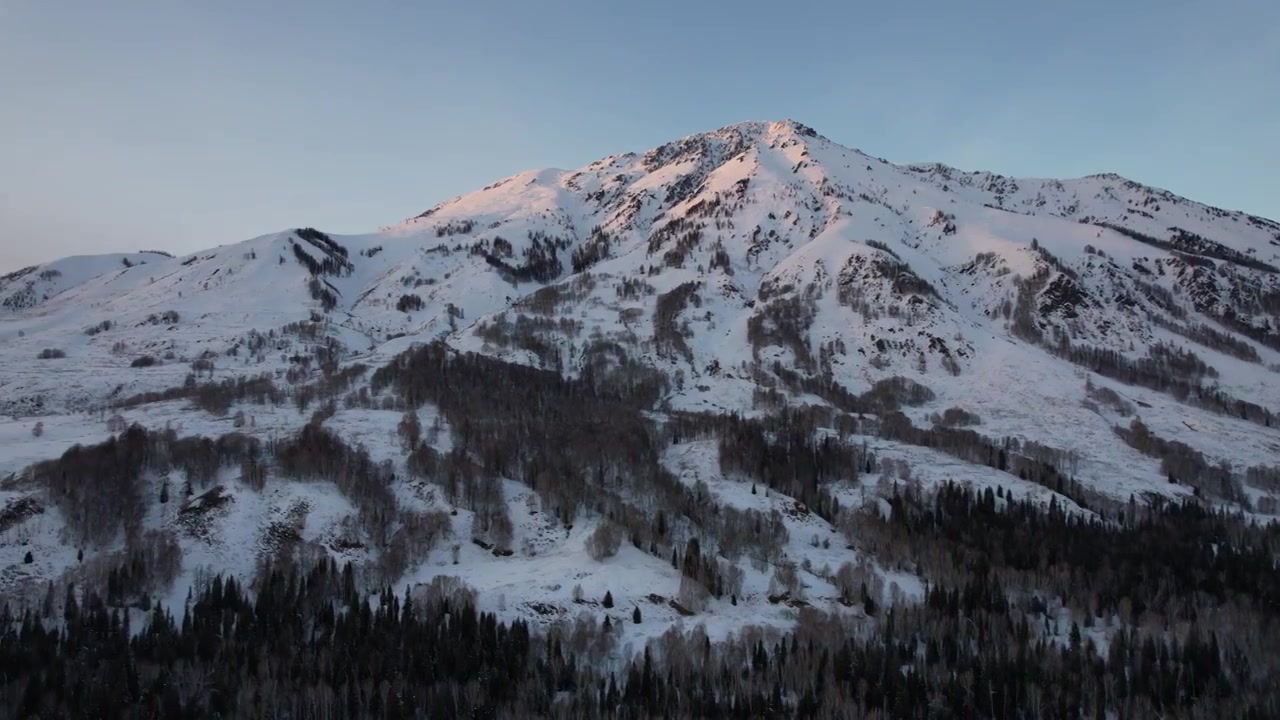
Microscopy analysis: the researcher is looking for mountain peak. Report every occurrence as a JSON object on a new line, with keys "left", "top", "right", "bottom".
{"left": 698, "top": 119, "right": 824, "bottom": 143}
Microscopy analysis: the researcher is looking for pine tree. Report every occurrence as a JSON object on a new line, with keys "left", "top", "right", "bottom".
{"left": 63, "top": 583, "right": 78, "bottom": 624}
{"left": 19, "top": 669, "right": 43, "bottom": 717}
{"left": 603, "top": 591, "right": 614, "bottom": 608}
{"left": 632, "top": 606, "right": 642, "bottom": 624}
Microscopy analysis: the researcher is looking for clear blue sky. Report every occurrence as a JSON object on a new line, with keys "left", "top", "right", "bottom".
{"left": 2, "top": 0, "right": 1276, "bottom": 271}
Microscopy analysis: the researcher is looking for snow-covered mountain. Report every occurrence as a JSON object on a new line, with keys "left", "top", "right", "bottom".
{"left": 3, "top": 120, "right": 1279, "bottom": 644}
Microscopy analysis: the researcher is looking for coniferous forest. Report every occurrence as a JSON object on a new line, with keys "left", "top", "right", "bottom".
{"left": 2, "top": 488, "right": 1277, "bottom": 718}
{"left": 1, "top": 342, "right": 1279, "bottom": 718}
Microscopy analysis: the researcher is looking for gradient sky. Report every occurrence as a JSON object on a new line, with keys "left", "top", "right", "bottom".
{"left": 2, "top": 0, "right": 1277, "bottom": 272}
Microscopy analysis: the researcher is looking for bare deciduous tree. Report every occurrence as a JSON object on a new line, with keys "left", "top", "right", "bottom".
{"left": 585, "top": 520, "right": 622, "bottom": 561}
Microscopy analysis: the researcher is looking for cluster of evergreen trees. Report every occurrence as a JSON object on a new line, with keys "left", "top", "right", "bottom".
{"left": 4, "top": 482, "right": 1277, "bottom": 718}
{"left": 747, "top": 295, "right": 819, "bottom": 373}
{"left": 291, "top": 231, "right": 352, "bottom": 278}
{"left": 0, "top": 561, "right": 538, "bottom": 719}
{"left": 654, "top": 282, "right": 702, "bottom": 361}
{"left": 571, "top": 227, "right": 612, "bottom": 273}
{"left": 473, "top": 312, "right": 581, "bottom": 371}
{"left": 483, "top": 232, "right": 569, "bottom": 285}
{"left": 395, "top": 293, "right": 424, "bottom": 313}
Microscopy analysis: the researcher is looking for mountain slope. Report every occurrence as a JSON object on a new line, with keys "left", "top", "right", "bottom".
{"left": 2, "top": 119, "right": 1279, "bottom": 646}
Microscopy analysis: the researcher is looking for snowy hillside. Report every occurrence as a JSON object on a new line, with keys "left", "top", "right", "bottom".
{"left": 3, "top": 119, "right": 1279, "bottom": 654}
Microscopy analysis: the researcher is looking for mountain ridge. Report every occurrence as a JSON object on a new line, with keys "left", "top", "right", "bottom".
{"left": 3, "top": 119, "right": 1278, "bottom": 432}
